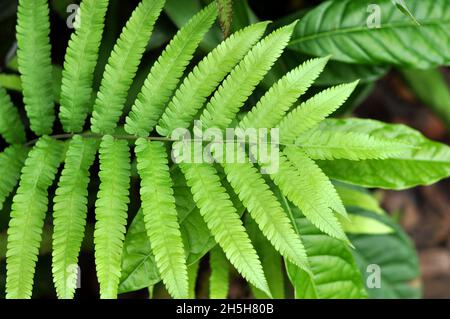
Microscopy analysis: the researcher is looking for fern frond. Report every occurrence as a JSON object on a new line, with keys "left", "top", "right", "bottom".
{"left": 156, "top": 21, "right": 269, "bottom": 136}
{"left": 209, "top": 246, "right": 229, "bottom": 299}
{"left": 272, "top": 149, "right": 348, "bottom": 242}
{"left": 135, "top": 139, "right": 188, "bottom": 299}
{"left": 125, "top": 4, "right": 218, "bottom": 137}
{"left": 200, "top": 21, "right": 298, "bottom": 130}
{"left": 238, "top": 56, "right": 329, "bottom": 130}
{"left": 279, "top": 81, "right": 358, "bottom": 144}
{"left": 6, "top": 137, "right": 63, "bottom": 298}
{"left": 0, "top": 145, "right": 28, "bottom": 210}
{"left": 94, "top": 135, "right": 131, "bottom": 298}
{"left": 0, "top": 87, "right": 26, "bottom": 144}
{"left": 223, "top": 159, "right": 309, "bottom": 271}
{"left": 297, "top": 129, "right": 412, "bottom": 161}
{"left": 180, "top": 162, "right": 271, "bottom": 296}
{"left": 90, "top": 0, "right": 165, "bottom": 134}
{"left": 59, "top": 0, "right": 109, "bottom": 133}
{"left": 16, "top": 0, "right": 54, "bottom": 135}
{"left": 52, "top": 136, "right": 98, "bottom": 299}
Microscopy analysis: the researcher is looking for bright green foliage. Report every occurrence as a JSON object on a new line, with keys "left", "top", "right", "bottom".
{"left": 6, "top": 137, "right": 63, "bottom": 298}
{"left": 157, "top": 21, "right": 269, "bottom": 136}
{"left": 135, "top": 139, "right": 188, "bottom": 299}
{"left": 180, "top": 162, "right": 271, "bottom": 296}
{"left": 16, "top": 0, "right": 54, "bottom": 135}
{"left": 316, "top": 119, "right": 450, "bottom": 189}
{"left": 286, "top": 214, "right": 367, "bottom": 298}
{"left": 94, "top": 136, "right": 131, "bottom": 298}
{"left": 200, "top": 21, "right": 297, "bottom": 130}
{"left": 274, "top": 149, "right": 347, "bottom": 241}
{"left": 52, "top": 136, "right": 98, "bottom": 299}
{"left": 90, "top": 0, "right": 165, "bottom": 134}
{"left": 59, "top": 0, "right": 109, "bottom": 133}
{"left": 209, "top": 246, "right": 229, "bottom": 299}
{"left": 0, "top": 87, "right": 25, "bottom": 144}
{"left": 187, "top": 260, "right": 200, "bottom": 299}
{"left": 245, "top": 215, "right": 285, "bottom": 299}
{"left": 279, "top": 81, "right": 358, "bottom": 144}
{"left": 223, "top": 158, "right": 309, "bottom": 271}
{"left": 238, "top": 56, "right": 329, "bottom": 130}
{"left": 125, "top": 4, "right": 218, "bottom": 137}
{"left": 297, "top": 130, "right": 412, "bottom": 160}
{"left": 0, "top": 145, "right": 28, "bottom": 210}
{"left": 350, "top": 212, "right": 421, "bottom": 298}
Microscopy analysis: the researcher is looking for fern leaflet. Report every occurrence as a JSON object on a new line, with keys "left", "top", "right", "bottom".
{"left": 180, "top": 162, "right": 271, "bottom": 296}
{"left": 16, "top": 0, "right": 54, "bottom": 135}
{"left": 209, "top": 246, "right": 229, "bottom": 299}
{"left": 272, "top": 149, "right": 348, "bottom": 241}
{"left": 279, "top": 81, "right": 358, "bottom": 144}
{"left": 200, "top": 21, "right": 297, "bottom": 130}
{"left": 90, "top": 0, "right": 165, "bottom": 134}
{"left": 0, "top": 87, "right": 26, "bottom": 144}
{"left": 297, "top": 129, "right": 412, "bottom": 160}
{"left": 59, "top": 0, "right": 109, "bottom": 133}
{"left": 125, "top": 4, "right": 218, "bottom": 137}
{"left": 238, "top": 56, "right": 329, "bottom": 130}
{"left": 0, "top": 145, "right": 28, "bottom": 210}
{"left": 222, "top": 156, "right": 309, "bottom": 270}
{"left": 135, "top": 139, "right": 188, "bottom": 299}
{"left": 6, "top": 137, "right": 63, "bottom": 298}
{"left": 156, "top": 21, "right": 269, "bottom": 136}
{"left": 52, "top": 136, "right": 98, "bottom": 299}
{"left": 94, "top": 135, "right": 131, "bottom": 298}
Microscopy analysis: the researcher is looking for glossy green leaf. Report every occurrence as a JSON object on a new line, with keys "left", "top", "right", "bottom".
{"left": 316, "top": 119, "right": 450, "bottom": 189}
{"left": 350, "top": 212, "right": 421, "bottom": 298}
{"left": 289, "top": 0, "right": 450, "bottom": 68}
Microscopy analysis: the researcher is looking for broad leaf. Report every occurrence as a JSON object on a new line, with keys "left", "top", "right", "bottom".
{"left": 316, "top": 119, "right": 450, "bottom": 189}
{"left": 289, "top": 0, "right": 450, "bottom": 68}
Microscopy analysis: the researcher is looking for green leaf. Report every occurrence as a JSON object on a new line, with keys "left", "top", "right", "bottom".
{"left": 289, "top": 0, "right": 450, "bottom": 68}
{"left": 277, "top": 149, "right": 348, "bottom": 241}
{"left": 340, "top": 208, "right": 393, "bottom": 235}
{"left": 209, "top": 246, "right": 229, "bottom": 299}
{"left": 391, "top": 0, "right": 420, "bottom": 25}
{"left": 350, "top": 212, "right": 421, "bottom": 298}
{"left": 16, "top": 0, "right": 54, "bottom": 135}
{"left": 125, "top": 3, "right": 218, "bottom": 137}
{"left": 157, "top": 21, "right": 269, "bottom": 136}
{"left": 0, "top": 86, "right": 26, "bottom": 144}
{"left": 118, "top": 166, "right": 245, "bottom": 294}
{"left": 90, "top": 0, "right": 165, "bottom": 134}
{"left": 180, "top": 162, "right": 270, "bottom": 296}
{"left": 223, "top": 157, "right": 309, "bottom": 271}
{"left": 284, "top": 200, "right": 367, "bottom": 299}
{"left": 52, "top": 136, "right": 98, "bottom": 299}
{"left": 94, "top": 136, "right": 131, "bottom": 298}
{"left": 238, "top": 56, "right": 329, "bottom": 130}
{"left": 200, "top": 21, "right": 298, "bottom": 130}
{"left": 401, "top": 68, "right": 450, "bottom": 128}
{"left": 118, "top": 209, "right": 160, "bottom": 294}
{"left": 59, "top": 0, "right": 109, "bottom": 133}
{"left": 279, "top": 81, "right": 358, "bottom": 144}
{"left": 245, "top": 214, "right": 285, "bottom": 299}
{"left": 135, "top": 139, "right": 188, "bottom": 299}
{"left": 335, "top": 183, "right": 385, "bottom": 215}
{"left": 316, "top": 119, "right": 450, "bottom": 189}
{"left": 0, "top": 145, "right": 28, "bottom": 210}
{"left": 297, "top": 129, "right": 412, "bottom": 161}
{"left": 6, "top": 137, "right": 63, "bottom": 298}
{"left": 216, "top": 0, "right": 233, "bottom": 38}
